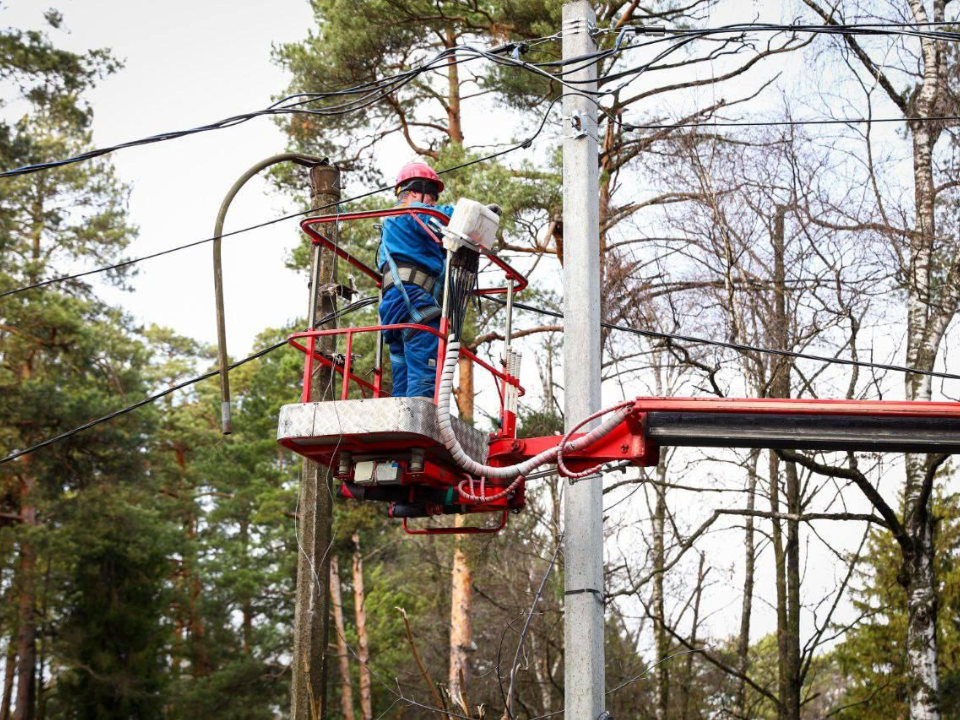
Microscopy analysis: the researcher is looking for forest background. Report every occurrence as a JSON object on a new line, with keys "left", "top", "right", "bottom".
{"left": 3, "top": 0, "right": 960, "bottom": 717}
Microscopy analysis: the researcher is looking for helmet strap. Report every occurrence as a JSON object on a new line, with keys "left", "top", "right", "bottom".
{"left": 397, "top": 179, "right": 440, "bottom": 198}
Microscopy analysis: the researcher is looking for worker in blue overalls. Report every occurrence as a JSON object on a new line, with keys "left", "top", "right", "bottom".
{"left": 378, "top": 162, "right": 454, "bottom": 398}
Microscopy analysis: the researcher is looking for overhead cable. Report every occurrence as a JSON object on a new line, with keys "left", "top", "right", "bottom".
{"left": 7, "top": 20, "right": 959, "bottom": 179}
{"left": 622, "top": 113, "right": 960, "bottom": 131}
{"left": 486, "top": 297, "right": 960, "bottom": 383}
{"left": 0, "top": 297, "right": 376, "bottom": 466}
{"left": 0, "top": 97, "right": 560, "bottom": 301}
{"left": 0, "top": 40, "right": 543, "bottom": 179}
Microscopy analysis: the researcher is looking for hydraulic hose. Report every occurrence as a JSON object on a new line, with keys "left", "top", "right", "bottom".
{"left": 213, "top": 153, "right": 326, "bottom": 434}
{"left": 436, "top": 341, "right": 633, "bottom": 481}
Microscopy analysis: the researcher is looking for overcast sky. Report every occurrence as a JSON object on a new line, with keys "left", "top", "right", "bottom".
{"left": 5, "top": 0, "right": 321, "bottom": 353}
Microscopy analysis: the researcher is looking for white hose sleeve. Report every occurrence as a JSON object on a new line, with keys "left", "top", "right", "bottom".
{"left": 436, "top": 341, "right": 632, "bottom": 480}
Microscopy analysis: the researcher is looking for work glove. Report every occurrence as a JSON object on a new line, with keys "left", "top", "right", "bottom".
{"left": 486, "top": 203, "right": 503, "bottom": 216}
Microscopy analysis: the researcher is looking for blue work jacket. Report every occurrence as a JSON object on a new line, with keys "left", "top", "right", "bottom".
{"left": 377, "top": 201, "right": 454, "bottom": 277}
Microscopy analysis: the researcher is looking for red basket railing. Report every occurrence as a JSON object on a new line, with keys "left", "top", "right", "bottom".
{"left": 299, "top": 208, "right": 528, "bottom": 296}
{"left": 288, "top": 323, "right": 523, "bottom": 411}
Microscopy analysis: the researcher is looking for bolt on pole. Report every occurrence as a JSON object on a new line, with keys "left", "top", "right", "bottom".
{"left": 561, "top": 2, "right": 606, "bottom": 718}
{"left": 291, "top": 163, "right": 341, "bottom": 720}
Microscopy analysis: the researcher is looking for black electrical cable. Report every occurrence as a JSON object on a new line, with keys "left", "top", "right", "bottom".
{"left": 0, "top": 296, "right": 377, "bottom": 466}
{"left": 447, "top": 246, "right": 481, "bottom": 338}
{"left": 0, "top": 96, "right": 560, "bottom": 301}
{"left": 610, "top": 21, "right": 960, "bottom": 43}
{"left": 7, "top": 21, "right": 950, "bottom": 180}
{"left": 0, "top": 38, "right": 559, "bottom": 180}
{"left": 535, "top": 21, "right": 960, "bottom": 89}
{"left": 483, "top": 296, "right": 960, "bottom": 383}
{"left": 622, "top": 113, "right": 960, "bottom": 131}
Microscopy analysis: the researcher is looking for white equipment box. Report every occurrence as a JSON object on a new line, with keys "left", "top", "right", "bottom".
{"left": 443, "top": 198, "right": 500, "bottom": 251}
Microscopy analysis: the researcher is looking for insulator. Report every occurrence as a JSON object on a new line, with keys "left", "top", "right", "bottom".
{"left": 505, "top": 349, "right": 522, "bottom": 416}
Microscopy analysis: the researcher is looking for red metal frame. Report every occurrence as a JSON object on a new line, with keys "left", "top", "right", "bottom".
{"left": 283, "top": 312, "right": 960, "bottom": 533}
{"left": 287, "top": 321, "right": 527, "bottom": 534}
{"left": 299, "top": 208, "right": 528, "bottom": 296}
{"left": 628, "top": 396, "right": 960, "bottom": 418}
{"left": 300, "top": 209, "right": 960, "bottom": 535}
{"left": 487, "top": 396, "right": 960, "bottom": 474}
{"left": 288, "top": 324, "right": 522, "bottom": 404}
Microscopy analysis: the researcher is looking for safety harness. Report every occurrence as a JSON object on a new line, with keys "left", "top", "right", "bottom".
{"left": 380, "top": 263, "right": 439, "bottom": 296}
{"left": 379, "top": 230, "right": 443, "bottom": 335}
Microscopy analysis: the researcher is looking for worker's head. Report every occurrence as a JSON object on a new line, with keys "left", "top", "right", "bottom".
{"left": 395, "top": 161, "right": 444, "bottom": 205}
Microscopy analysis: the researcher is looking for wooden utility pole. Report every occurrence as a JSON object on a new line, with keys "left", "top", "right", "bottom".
{"left": 291, "top": 163, "right": 341, "bottom": 720}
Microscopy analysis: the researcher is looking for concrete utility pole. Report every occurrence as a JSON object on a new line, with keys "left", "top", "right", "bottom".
{"left": 291, "top": 163, "right": 341, "bottom": 720}
{"left": 561, "top": 2, "right": 605, "bottom": 718}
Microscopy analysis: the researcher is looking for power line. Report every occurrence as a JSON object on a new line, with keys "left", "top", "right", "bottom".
{"left": 6, "top": 21, "right": 957, "bottom": 180}
{"left": 485, "top": 297, "right": 960, "bottom": 383}
{"left": 0, "top": 297, "right": 376, "bottom": 466}
{"left": 576, "top": 21, "right": 960, "bottom": 93}
{"left": 607, "top": 21, "right": 960, "bottom": 43}
{"left": 10, "top": 100, "right": 949, "bottom": 303}
{"left": 0, "top": 96, "right": 559, "bottom": 301}
{"left": 0, "top": 38, "right": 572, "bottom": 180}
{"left": 622, "top": 113, "right": 960, "bottom": 131}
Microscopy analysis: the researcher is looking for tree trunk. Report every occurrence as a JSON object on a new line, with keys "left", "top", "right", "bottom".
{"left": 735, "top": 448, "right": 760, "bottom": 716}
{"left": 241, "top": 521, "right": 252, "bottom": 656}
{"left": 681, "top": 553, "right": 706, "bottom": 719}
{"left": 1, "top": 634, "right": 16, "bottom": 720}
{"left": 768, "top": 453, "right": 791, "bottom": 720}
{"left": 444, "top": 25, "right": 464, "bottom": 146}
{"left": 184, "top": 511, "right": 210, "bottom": 679}
{"left": 450, "top": 355, "right": 474, "bottom": 707}
{"left": 530, "top": 633, "right": 553, "bottom": 716}
{"left": 653, "top": 462, "right": 669, "bottom": 720}
{"left": 784, "top": 460, "right": 802, "bottom": 718}
{"left": 330, "top": 556, "right": 355, "bottom": 720}
{"left": 900, "top": 101, "right": 943, "bottom": 720}
{"left": 14, "top": 466, "right": 36, "bottom": 720}
{"left": 903, "top": 513, "right": 939, "bottom": 719}
{"left": 35, "top": 562, "right": 49, "bottom": 720}
{"left": 901, "top": 4, "right": 946, "bottom": 713}
{"left": 352, "top": 534, "right": 373, "bottom": 720}
{"left": 769, "top": 203, "right": 799, "bottom": 719}
{"left": 449, "top": 523, "right": 473, "bottom": 710}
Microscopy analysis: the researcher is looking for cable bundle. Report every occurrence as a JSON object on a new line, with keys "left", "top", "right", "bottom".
{"left": 446, "top": 246, "right": 480, "bottom": 339}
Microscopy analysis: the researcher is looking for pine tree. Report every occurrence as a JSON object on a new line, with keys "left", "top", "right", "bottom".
{"left": 0, "top": 11, "right": 172, "bottom": 717}
{"left": 833, "top": 489, "right": 960, "bottom": 718}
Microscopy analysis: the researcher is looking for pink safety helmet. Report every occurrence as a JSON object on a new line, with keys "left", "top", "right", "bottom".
{"left": 395, "top": 161, "right": 444, "bottom": 195}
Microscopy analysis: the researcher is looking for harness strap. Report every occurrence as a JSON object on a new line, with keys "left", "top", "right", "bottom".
{"left": 379, "top": 238, "right": 441, "bottom": 333}
{"left": 381, "top": 264, "right": 439, "bottom": 295}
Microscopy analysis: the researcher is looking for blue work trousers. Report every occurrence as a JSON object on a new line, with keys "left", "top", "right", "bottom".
{"left": 379, "top": 285, "right": 441, "bottom": 398}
